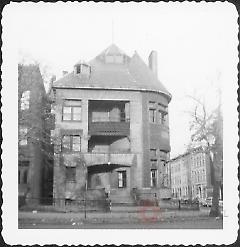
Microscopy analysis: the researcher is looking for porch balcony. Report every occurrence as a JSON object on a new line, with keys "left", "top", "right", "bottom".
{"left": 83, "top": 152, "right": 135, "bottom": 167}
{"left": 88, "top": 121, "right": 130, "bottom": 136}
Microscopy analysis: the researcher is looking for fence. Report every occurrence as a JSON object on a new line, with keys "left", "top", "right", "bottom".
{"left": 19, "top": 195, "right": 199, "bottom": 217}
{"left": 164, "top": 199, "right": 200, "bottom": 211}
{"left": 19, "top": 196, "right": 111, "bottom": 214}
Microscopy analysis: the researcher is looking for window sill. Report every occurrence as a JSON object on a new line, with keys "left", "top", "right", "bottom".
{"left": 62, "top": 120, "right": 82, "bottom": 122}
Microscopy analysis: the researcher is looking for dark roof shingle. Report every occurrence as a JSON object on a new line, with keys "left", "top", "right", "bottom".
{"left": 53, "top": 44, "right": 171, "bottom": 102}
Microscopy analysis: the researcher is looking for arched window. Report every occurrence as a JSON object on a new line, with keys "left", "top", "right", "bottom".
{"left": 20, "top": 90, "right": 30, "bottom": 110}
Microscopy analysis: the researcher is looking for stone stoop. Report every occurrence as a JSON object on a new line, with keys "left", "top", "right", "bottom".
{"left": 109, "top": 189, "right": 135, "bottom": 206}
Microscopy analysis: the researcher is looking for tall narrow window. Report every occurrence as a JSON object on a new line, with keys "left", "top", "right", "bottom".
{"left": 63, "top": 107, "right": 72, "bottom": 121}
{"left": 62, "top": 135, "right": 71, "bottom": 151}
{"left": 19, "top": 127, "right": 28, "bottom": 145}
{"left": 149, "top": 101, "right": 156, "bottom": 123}
{"left": 151, "top": 169, "right": 157, "bottom": 188}
{"left": 72, "top": 107, "right": 82, "bottom": 121}
{"left": 125, "top": 102, "right": 130, "bottom": 122}
{"left": 72, "top": 136, "right": 81, "bottom": 151}
{"left": 159, "top": 111, "right": 167, "bottom": 125}
{"left": 62, "top": 100, "right": 82, "bottom": 121}
{"left": 66, "top": 167, "right": 76, "bottom": 182}
{"left": 158, "top": 103, "right": 167, "bottom": 125}
{"left": 23, "top": 170, "right": 28, "bottom": 184}
{"left": 159, "top": 150, "right": 167, "bottom": 161}
{"left": 150, "top": 149, "right": 157, "bottom": 159}
{"left": 118, "top": 171, "right": 127, "bottom": 188}
{"left": 18, "top": 171, "right": 21, "bottom": 184}
{"left": 149, "top": 108, "right": 156, "bottom": 123}
{"left": 62, "top": 135, "right": 81, "bottom": 152}
{"left": 20, "top": 90, "right": 30, "bottom": 110}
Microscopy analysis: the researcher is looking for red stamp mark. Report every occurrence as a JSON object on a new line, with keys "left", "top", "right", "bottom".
{"left": 138, "top": 205, "right": 161, "bottom": 223}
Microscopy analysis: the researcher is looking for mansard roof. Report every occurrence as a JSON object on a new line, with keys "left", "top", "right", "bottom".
{"left": 53, "top": 44, "right": 171, "bottom": 102}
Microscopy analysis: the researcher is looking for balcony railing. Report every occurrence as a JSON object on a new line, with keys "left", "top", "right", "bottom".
{"left": 89, "top": 121, "right": 130, "bottom": 136}
{"left": 83, "top": 153, "right": 135, "bottom": 167}
{"left": 61, "top": 153, "right": 135, "bottom": 168}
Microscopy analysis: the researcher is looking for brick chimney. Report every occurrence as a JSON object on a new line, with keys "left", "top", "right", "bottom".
{"left": 148, "top": 50, "right": 158, "bottom": 77}
{"left": 51, "top": 75, "right": 56, "bottom": 83}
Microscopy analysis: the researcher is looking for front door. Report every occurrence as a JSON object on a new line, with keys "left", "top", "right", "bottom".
{"left": 88, "top": 172, "right": 111, "bottom": 191}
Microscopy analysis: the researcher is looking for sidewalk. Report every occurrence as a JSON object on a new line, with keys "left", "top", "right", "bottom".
{"left": 19, "top": 207, "right": 214, "bottom": 225}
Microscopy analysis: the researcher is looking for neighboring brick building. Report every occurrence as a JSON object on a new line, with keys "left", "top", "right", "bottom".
{"left": 168, "top": 147, "right": 213, "bottom": 200}
{"left": 18, "top": 64, "right": 53, "bottom": 204}
{"left": 51, "top": 44, "right": 172, "bottom": 207}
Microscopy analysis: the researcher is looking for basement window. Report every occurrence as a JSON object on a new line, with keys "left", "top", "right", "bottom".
{"left": 118, "top": 171, "right": 127, "bottom": 188}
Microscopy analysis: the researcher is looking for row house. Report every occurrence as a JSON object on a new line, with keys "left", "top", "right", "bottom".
{"left": 168, "top": 147, "right": 213, "bottom": 200}
{"left": 50, "top": 44, "right": 172, "bottom": 207}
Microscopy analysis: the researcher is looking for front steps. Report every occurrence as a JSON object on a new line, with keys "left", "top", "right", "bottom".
{"left": 109, "top": 189, "right": 135, "bottom": 206}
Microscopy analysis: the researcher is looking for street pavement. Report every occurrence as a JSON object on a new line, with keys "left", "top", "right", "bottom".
{"left": 19, "top": 219, "right": 223, "bottom": 229}
{"left": 18, "top": 207, "right": 223, "bottom": 229}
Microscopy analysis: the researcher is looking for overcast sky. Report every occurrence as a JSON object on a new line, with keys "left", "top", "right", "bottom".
{"left": 5, "top": 2, "right": 238, "bottom": 157}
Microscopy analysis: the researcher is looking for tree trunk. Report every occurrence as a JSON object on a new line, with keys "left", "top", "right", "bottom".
{"left": 208, "top": 151, "right": 220, "bottom": 217}
{"left": 220, "top": 183, "right": 223, "bottom": 200}
{"left": 209, "top": 181, "right": 220, "bottom": 217}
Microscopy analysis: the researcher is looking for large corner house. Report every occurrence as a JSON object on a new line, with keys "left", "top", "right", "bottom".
{"left": 51, "top": 44, "right": 172, "bottom": 207}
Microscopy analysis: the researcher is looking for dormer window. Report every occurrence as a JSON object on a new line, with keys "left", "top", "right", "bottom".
{"left": 76, "top": 65, "right": 81, "bottom": 74}
{"left": 74, "top": 62, "right": 91, "bottom": 77}
{"left": 105, "top": 54, "right": 124, "bottom": 64}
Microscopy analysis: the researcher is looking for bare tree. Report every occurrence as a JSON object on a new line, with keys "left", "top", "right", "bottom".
{"left": 18, "top": 63, "right": 55, "bottom": 200}
{"left": 188, "top": 93, "right": 223, "bottom": 217}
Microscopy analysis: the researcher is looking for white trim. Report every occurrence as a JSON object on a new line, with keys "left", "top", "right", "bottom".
{"left": 53, "top": 86, "right": 172, "bottom": 101}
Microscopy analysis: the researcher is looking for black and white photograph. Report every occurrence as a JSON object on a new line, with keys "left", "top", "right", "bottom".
{"left": 2, "top": 2, "right": 238, "bottom": 245}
